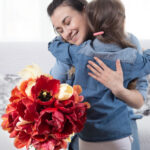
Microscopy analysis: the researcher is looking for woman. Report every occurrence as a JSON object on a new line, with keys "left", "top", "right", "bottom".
{"left": 47, "top": 0, "right": 148, "bottom": 150}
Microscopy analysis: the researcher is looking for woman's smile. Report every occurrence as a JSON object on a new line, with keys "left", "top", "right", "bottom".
{"left": 51, "top": 5, "right": 88, "bottom": 45}
{"left": 71, "top": 31, "right": 79, "bottom": 43}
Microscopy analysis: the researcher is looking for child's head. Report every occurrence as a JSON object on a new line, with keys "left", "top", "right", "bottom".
{"left": 86, "top": 0, "right": 134, "bottom": 48}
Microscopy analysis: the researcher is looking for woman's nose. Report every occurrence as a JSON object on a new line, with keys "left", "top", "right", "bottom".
{"left": 63, "top": 28, "right": 72, "bottom": 40}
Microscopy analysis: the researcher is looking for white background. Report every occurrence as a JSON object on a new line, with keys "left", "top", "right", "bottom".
{"left": 0, "top": 0, "right": 150, "bottom": 42}
{"left": 0, "top": 1, "right": 150, "bottom": 150}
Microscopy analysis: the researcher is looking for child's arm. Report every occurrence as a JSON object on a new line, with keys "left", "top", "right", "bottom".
{"left": 128, "top": 49, "right": 150, "bottom": 79}
{"left": 128, "top": 33, "right": 148, "bottom": 103}
{"left": 48, "top": 36, "right": 81, "bottom": 65}
{"left": 50, "top": 59, "right": 72, "bottom": 83}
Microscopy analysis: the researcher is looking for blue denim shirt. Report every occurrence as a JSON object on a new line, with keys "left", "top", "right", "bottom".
{"left": 49, "top": 34, "right": 148, "bottom": 120}
{"left": 48, "top": 34, "right": 150, "bottom": 141}
{"left": 126, "top": 34, "right": 148, "bottom": 119}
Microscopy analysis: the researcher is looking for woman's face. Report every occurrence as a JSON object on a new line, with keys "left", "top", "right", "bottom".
{"left": 51, "top": 5, "right": 89, "bottom": 45}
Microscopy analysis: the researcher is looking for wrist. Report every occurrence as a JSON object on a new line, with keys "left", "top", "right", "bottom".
{"left": 112, "top": 85, "right": 126, "bottom": 98}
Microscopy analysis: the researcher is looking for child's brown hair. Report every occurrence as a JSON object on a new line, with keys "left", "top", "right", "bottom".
{"left": 86, "top": 0, "right": 135, "bottom": 49}
{"left": 86, "top": 0, "right": 138, "bottom": 89}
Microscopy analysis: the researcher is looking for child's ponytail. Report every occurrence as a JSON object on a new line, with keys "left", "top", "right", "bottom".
{"left": 86, "top": 0, "right": 136, "bottom": 49}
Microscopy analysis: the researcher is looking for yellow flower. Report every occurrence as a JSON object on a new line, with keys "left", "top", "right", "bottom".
{"left": 17, "top": 64, "right": 43, "bottom": 92}
{"left": 65, "top": 133, "right": 75, "bottom": 142}
{"left": 56, "top": 84, "right": 73, "bottom": 101}
{"left": 18, "top": 64, "right": 43, "bottom": 80}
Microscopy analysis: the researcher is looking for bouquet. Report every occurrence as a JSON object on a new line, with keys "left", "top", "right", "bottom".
{"left": 1, "top": 65, "right": 90, "bottom": 150}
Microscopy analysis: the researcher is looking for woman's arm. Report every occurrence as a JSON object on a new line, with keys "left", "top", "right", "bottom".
{"left": 87, "top": 33, "right": 148, "bottom": 109}
{"left": 87, "top": 57, "right": 145, "bottom": 109}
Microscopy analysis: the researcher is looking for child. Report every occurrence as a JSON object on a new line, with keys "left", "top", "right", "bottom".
{"left": 48, "top": 0, "right": 150, "bottom": 149}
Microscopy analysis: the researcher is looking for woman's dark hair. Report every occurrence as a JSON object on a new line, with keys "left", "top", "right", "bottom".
{"left": 47, "top": 0, "right": 88, "bottom": 16}
{"left": 86, "top": 0, "right": 136, "bottom": 49}
{"left": 47, "top": 0, "right": 93, "bottom": 40}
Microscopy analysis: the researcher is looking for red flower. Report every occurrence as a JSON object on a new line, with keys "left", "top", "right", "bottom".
{"left": 53, "top": 119, "right": 74, "bottom": 139}
{"left": 36, "top": 108, "right": 65, "bottom": 135}
{"left": 54, "top": 93, "right": 89, "bottom": 133}
{"left": 66, "top": 103, "right": 88, "bottom": 132}
{"left": 19, "top": 78, "right": 35, "bottom": 96}
{"left": 9, "top": 78, "right": 35, "bottom": 103}
{"left": 10, "top": 119, "right": 36, "bottom": 149}
{"left": 1, "top": 111, "right": 19, "bottom": 133}
{"left": 33, "top": 137, "right": 67, "bottom": 150}
{"left": 31, "top": 75, "right": 60, "bottom": 105}
{"left": 14, "top": 131, "right": 31, "bottom": 149}
{"left": 16, "top": 97, "right": 39, "bottom": 122}
{"left": 1, "top": 69, "right": 90, "bottom": 150}
{"left": 9, "top": 86, "right": 24, "bottom": 103}
{"left": 54, "top": 99, "right": 75, "bottom": 113}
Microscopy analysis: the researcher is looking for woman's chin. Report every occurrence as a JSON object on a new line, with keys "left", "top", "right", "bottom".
{"left": 73, "top": 39, "right": 83, "bottom": 46}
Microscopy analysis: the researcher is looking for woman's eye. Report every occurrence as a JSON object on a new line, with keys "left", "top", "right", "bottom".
{"left": 65, "top": 18, "right": 71, "bottom": 26}
{"left": 56, "top": 28, "right": 63, "bottom": 34}
{"left": 66, "top": 21, "right": 70, "bottom": 25}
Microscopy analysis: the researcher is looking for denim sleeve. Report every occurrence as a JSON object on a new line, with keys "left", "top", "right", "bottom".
{"left": 48, "top": 36, "right": 81, "bottom": 65}
{"left": 128, "top": 33, "right": 148, "bottom": 100}
{"left": 50, "top": 59, "right": 71, "bottom": 83}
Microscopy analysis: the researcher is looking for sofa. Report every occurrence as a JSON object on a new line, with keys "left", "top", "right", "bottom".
{"left": 0, "top": 41, "right": 150, "bottom": 150}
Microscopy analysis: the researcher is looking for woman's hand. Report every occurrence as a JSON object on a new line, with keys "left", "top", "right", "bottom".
{"left": 87, "top": 57, "right": 144, "bottom": 108}
{"left": 87, "top": 57, "right": 124, "bottom": 95}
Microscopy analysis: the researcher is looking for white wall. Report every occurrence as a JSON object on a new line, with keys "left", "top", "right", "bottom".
{"left": 0, "top": 42, "right": 55, "bottom": 74}
{"left": 0, "top": 0, "right": 150, "bottom": 42}
{"left": 0, "top": 40, "right": 150, "bottom": 75}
